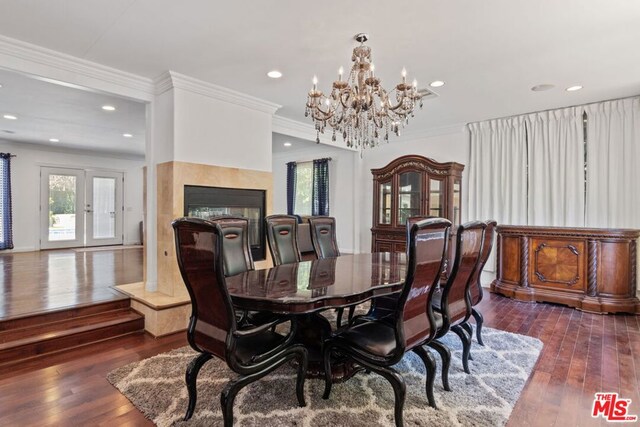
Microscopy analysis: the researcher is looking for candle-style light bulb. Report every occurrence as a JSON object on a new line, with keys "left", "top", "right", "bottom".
{"left": 401, "top": 67, "right": 407, "bottom": 83}
{"left": 338, "top": 67, "right": 344, "bottom": 81}
{"left": 370, "top": 63, "right": 375, "bottom": 77}
{"left": 312, "top": 75, "right": 318, "bottom": 90}
{"left": 412, "top": 79, "right": 418, "bottom": 88}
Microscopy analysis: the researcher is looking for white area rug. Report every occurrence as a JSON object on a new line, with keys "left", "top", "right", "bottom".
{"left": 108, "top": 327, "right": 542, "bottom": 426}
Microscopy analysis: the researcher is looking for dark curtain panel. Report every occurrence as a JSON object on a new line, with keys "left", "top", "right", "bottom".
{"left": 286, "top": 161, "right": 297, "bottom": 215}
{"left": 312, "top": 158, "right": 330, "bottom": 216}
{"left": 0, "top": 153, "right": 13, "bottom": 250}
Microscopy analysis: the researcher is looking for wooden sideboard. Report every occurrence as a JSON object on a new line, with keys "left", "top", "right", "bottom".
{"left": 491, "top": 225, "right": 640, "bottom": 314}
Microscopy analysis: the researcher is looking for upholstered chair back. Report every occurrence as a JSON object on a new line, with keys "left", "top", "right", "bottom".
{"left": 208, "top": 216, "right": 254, "bottom": 277}
{"left": 309, "top": 216, "right": 340, "bottom": 259}
{"left": 265, "top": 215, "right": 302, "bottom": 266}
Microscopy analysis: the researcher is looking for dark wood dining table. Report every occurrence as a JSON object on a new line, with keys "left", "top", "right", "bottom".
{"left": 225, "top": 252, "right": 407, "bottom": 380}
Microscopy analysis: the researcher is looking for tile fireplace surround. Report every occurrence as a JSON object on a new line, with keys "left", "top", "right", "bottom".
{"left": 117, "top": 160, "right": 273, "bottom": 336}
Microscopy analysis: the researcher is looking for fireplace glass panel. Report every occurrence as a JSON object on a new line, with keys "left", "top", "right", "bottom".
{"left": 187, "top": 206, "right": 261, "bottom": 249}
{"left": 184, "top": 185, "right": 266, "bottom": 261}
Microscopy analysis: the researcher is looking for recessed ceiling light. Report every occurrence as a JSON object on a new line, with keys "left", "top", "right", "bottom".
{"left": 283, "top": 142, "right": 292, "bottom": 147}
{"left": 531, "top": 84, "right": 555, "bottom": 92}
{"left": 102, "top": 105, "right": 116, "bottom": 111}
{"left": 267, "top": 70, "right": 283, "bottom": 79}
{"left": 123, "top": 133, "right": 133, "bottom": 138}
{"left": 566, "top": 85, "right": 583, "bottom": 92}
{"left": 429, "top": 80, "right": 445, "bottom": 88}
{"left": 49, "top": 138, "right": 59, "bottom": 142}
{"left": 3, "top": 114, "right": 17, "bottom": 120}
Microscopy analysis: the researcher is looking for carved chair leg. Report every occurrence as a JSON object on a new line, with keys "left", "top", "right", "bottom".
{"left": 427, "top": 340, "right": 452, "bottom": 392}
{"left": 221, "top": 352, "right": 303, "bottom": 427}
{"left": 184, "top": 352, "right": 213, "bottom": 421}
{"left": 471, "top": 308, "right": 485, "bottom": 346}
{"left": 412, "top": 346, "right": 437, "bottom": 409}
{"left": 295, "top": 348, "right": 309, "bottom": 407}
{"left": 461, "top": 322, "right": 474, "bottom": 360}
{"left": 350, "top": 358, "right": 406, "bottom": 427}
{"left": 335, "top": 308, "right": 345, "bottom": 328}
{"left": 451, "top": 325, "right": 472, "bottom": 374}
{"left": 322, "top": 344, "right": 334, "bottom": 399}
{"left": 461, "top": 322, "right": 472, "bottom": 338}
{"left": 367, "top": 363, "right": 406, "bottom": 427}
{"left": 347, "top": 305, "right": 356, "bottom": 325}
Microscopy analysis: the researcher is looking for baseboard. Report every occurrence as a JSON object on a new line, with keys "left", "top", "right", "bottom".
{"left": 1, "top": 246, "right": 37, "bottom": 253}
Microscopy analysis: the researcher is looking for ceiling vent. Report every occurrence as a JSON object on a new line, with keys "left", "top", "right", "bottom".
{"left": 418, "top": 88, "right": 438, "bottom": 100}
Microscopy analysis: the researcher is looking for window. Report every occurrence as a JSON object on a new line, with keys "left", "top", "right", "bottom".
{"left": 294, "top": 161, "right": 313, "bottom": 215}
{"left": 286, "top": 158, "right": 331, "bottom": 217}
{"left": 0, "top": 153, "right": 13, "bottom": 250}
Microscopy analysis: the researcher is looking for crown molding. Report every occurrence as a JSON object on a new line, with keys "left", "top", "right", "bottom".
{"left": 154, "top": 71, "right": 281, "bottom": 115}
{"left": 0, "top": 35, "right": 154, "bottom": 99}
{"left": 272, "top": 115, "right": 357, "bottom": 151}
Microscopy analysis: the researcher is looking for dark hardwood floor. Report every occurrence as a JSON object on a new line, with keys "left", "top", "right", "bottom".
{"left": 0, "top": 247, "right": 143, "bottom": 320}
{"left": 0, "top": 292, "right": 638, "bottom": 426}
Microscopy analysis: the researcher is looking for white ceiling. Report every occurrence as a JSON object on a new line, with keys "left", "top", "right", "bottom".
{"left": 272, "top": 133, "right": 329, "bottom": 155}
{"left": 0, "top": 0, "right": 639, "bottom": 141}
{"left": 0, "top": 68, "right": 146, "bottom": 156}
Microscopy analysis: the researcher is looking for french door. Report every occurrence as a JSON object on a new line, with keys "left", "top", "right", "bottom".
{"left": 40, "top": 167, "right": 123, "bottom": 249}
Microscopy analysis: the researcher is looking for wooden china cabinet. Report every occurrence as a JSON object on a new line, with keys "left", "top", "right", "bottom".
{"left": 371, "top": 155, "right": 464, "bottom": 254}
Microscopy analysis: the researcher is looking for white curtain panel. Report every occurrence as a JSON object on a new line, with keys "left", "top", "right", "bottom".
{"left": 526, "top": 107, "right": 585, "bottom": 227}
{"left": 467, "top": 117, "right": 528, "bottom": 225}
{"left": 467, "top": 118, "right": 528, "bottom": 274}
{"left": 585, "top": 97, "right": 640, "bottom": 228}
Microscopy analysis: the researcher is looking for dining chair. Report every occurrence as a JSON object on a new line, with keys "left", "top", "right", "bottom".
{"left": 265, "top": 214, "right": 302, "bottom": 266}
{"left": 308, "top": 216, "right": 340, "bottom": 259}
{"left": 172, "top": 217, "right": 308, "bottom": 426}
{"left": 308, "top": 216, "right": 351, "bottom": 326}
{"left": 462, "top": 220, "right": 497, "bottom": 346}
{"left": 322, "top": 218, "right": 451, "bottom": 426}
{"left": 430, "top": 221, "right": 486, "bottom": 377}
{"left": 211, "top": 215, "right": 278, "bottom": 326}
{"left": 352, "top": 216, "right": 431, "bottom": 324}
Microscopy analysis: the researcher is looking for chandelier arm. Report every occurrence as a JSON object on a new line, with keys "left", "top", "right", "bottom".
{"left": 386, "top": 92, "right": 412, "bottom": 112}
{"left": 336, "top": 90, "right": 350, "bottom": 110}
{"left": 312, "top": 110, "right": 335, "bottom": 121}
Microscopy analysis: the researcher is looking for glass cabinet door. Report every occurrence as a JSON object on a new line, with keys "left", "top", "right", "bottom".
{"left": 397, "top": 171, "right": 422, "bottom": 226}
{"left": 379, "top": 180, "right": 392, "bottom": 225}
{"left": 453, "top": 179, "right": 461, "bottom": 226}
{"left": 428, "top": 178, "right": 445, "bottom": 217}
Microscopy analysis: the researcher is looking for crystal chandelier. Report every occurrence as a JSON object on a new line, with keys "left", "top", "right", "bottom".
{"left": 305, "top": 33, "right": 424, "bottom": 150}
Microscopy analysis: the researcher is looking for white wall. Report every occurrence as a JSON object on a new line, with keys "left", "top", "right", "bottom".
{"left": 358, "top": 128, "right": 470, "bottom": 252}
{"left": 173, "top": 88, "right": 273, "bottom": 172}
{"left": 0, "top": 140, "right": 144, "bottom": 251}
{"left": 272, "top": 141, "right": 358, "bottom": 253}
